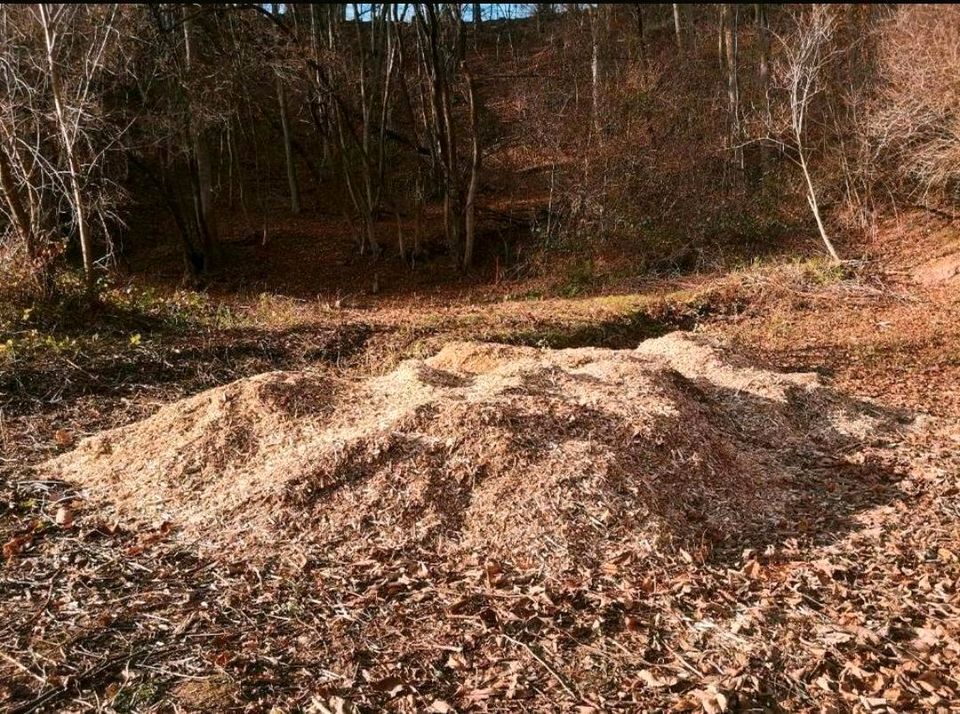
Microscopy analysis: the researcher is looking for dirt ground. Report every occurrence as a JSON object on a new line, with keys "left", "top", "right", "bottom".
{"left": 1, "top": 213, "right": 959, "bottom": 712}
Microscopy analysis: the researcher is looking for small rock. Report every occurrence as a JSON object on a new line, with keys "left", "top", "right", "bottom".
{"left": 55, "top": 506, "right": 74, "bottom": 528}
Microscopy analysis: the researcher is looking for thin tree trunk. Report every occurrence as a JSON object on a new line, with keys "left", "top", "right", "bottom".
{"left": 0, "top": 142, "right": 34, "bottom": 260}
{"left": 672, "top": 4, "right": 682, "bottom": 54}
{"left": 722, "top": 4, "right": 742, "bottom": 169}
{"left": 277, "top": 75, "right": 301, "bottom": 214}
{"left": 39, "top": 4, "right": 94, "bottom": 294}
{"left": 757, "top": 3, "right": 770, "bottom": 174}
{"left": 183, "top": 6, "right": 220, "bottom": 271}
{"left": 799, "top": 150, "right": 840, "bottom": 262}
{"left": 162, "top": 164, "right": 204, "bottom": 282}
{"left": 309, "top": 3, "right": 331, "bottom": 175}
{"left": 396, "top": 211, "right": 405, "bottom": 263}
{"left": 757, "top": 4, "right": 769, "bottom": 92}
{"left": 462, "top": 69, "right": 481, "bottom": 270}
{"left": 414, "top": 192, "right": 423, "bottom": 257}
{"left": 634, "top": 4, "right": 646, "bottom": 68}
{"left": 591, "top": 10, "right": 601, "bottom": 134}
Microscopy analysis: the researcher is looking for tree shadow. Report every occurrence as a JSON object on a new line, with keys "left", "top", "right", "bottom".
{"left": 266, "top": 358, "right": 915, "bottom": 573}
{"left": 490, "top": 308, "right": 694, "bottom": 349}
{"left": 0, "top": 315, "right": 372, "bottom": 420}
{"left": 614, "top": 374, "right": 913, "bottom": 566}
{"left": 388, "top": 361, "right": 916, "bottom": 570}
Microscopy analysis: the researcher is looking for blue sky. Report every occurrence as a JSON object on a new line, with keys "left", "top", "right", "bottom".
{"left": 344, "top": 4, "right": 536, "bottom": 22}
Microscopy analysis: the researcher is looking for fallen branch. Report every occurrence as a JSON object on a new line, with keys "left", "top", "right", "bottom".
{"left": 502, "top": 634, "right": 581, "bottom": 702}
{"left": 0, "top": 650, "right": 45, "bottom": 685}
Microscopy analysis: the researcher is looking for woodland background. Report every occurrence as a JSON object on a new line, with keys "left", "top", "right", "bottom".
{"left": 0, "top": 4, "right": 956, "bottom": 301}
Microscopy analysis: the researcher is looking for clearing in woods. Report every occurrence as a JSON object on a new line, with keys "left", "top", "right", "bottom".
{"left": 3, "top": 3, "right": 960, "bottom": 712}
{"left": 1, "top": 217, "right": 959, "bottom": 711}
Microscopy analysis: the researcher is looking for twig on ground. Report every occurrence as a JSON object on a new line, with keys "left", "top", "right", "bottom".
{"left": 502, "top": 634, "right": 581, "bottom": 702}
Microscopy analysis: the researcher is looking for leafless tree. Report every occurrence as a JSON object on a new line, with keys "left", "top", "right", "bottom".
{"left": 673, "top": 4, "right": 682, "bottom": 54}
{"left": 869, "top": 5, "right": 960, "bottom": 208}
{"left": 0, "top": 4, "right": 121, "bottom": 295}
{"left": 721, "top": 4, "right": 742, "bottom": 170}
{"left": 770, "top": 6, "right": 842, "bottom": 262}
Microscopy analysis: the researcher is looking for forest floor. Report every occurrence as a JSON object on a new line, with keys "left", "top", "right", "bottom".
{"left": 1, "top": 212, "right": 959, "bottom": 712}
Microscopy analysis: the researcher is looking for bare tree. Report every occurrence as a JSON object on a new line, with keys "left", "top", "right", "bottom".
{"left": 277, "top": 75, "right": 300, "bottom": 214}
{"left": 776, "top": 6, "right": 841, "bottom": 262}
{"left": 870, "top": 5, "right": 960, "bottom": 207}
{"left": 182, "top": 4, "right": 221, "bottom": 272}
{"left": 414, "top": 3, "right": 462, "bottom": 262}
{"left": 38, "top": 4, "right": 119, "bottom": 294}
{"left": 632, "top": 4, "right": 647, "bottom": 68}
{"left": 757, "top": 4, "right": 770, "bottom": 95}
{"left": 591, "top": 7, "right": 601, "bottom": 134}
{"left": 672, "top": 4, "right": 682, "bottom": 54}
{"left": 721, "top": 5, "right": 742, "bottom": 170}
{"left": 756, "top": 3, "right": 770, "bottom": 172}
{"left": 0, "top": 117, "right": 38, "bottom": 269}
{"left": 462, "top": 66, "right": 481, "bottom": 269}
{"left": 271, "top": 5, "right": 300, "bottom": 216}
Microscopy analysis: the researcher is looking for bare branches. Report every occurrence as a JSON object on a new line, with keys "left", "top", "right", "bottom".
{"left": 754, "top": 6, "right": 841, "bottom": 262}
{"left": 0, "top": 5, "right": 123, "bottom": 295}
{"left": 869, "top": 5, "right": 960, "bottom": 206}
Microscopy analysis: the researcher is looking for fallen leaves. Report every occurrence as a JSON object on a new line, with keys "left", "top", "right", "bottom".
{"left": 2, "top": 252, "right": 960, "bottom": 713}
{"left": 636, "top": 668, "right": 679, "bottom": 689}
{"left": 2, "top": 534, "right": 32, "bottom": 561}
{"left": 124, "top": 520, "right": 173, "bottom": 556}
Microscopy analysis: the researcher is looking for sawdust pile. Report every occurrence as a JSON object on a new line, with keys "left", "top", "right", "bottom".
{"left": 46, "top": 333, "right": 901, "bottom": 572}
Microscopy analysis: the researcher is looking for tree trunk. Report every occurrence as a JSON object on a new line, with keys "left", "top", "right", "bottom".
{"left": 757, "top": 4, "right": 770, "bottom": 174}
{"left": 757, "top": 4, "right": 769, "bottom": 92}
{"left": 416, "top": 3, "right": 462, "bottom": 263}
{"left": 162, "top": 164, "right": 205, "bottom": 282}
{"left": 634, "top": 4, "right": 646, "bottom": 68}
{"left": 722, "top": 4, "right": 742, "bottom": 169}
{"left": 277, "top": 75, "right": 301, "bottom": 214}
{"left": 800, "top": 152, "right": 840, "bottom": 262}
{"left": 462, "top": 70, "right": 481, "bottom": 270}
{"left": 0, "top": 140, "right": 34, "bottom": 260}
{"left": 591, "top": 10, "right": 601, "bottom": 134}
{"left": 396, "top": 211, "right": 405, "bottom": 263}
{"left": 672, "top": 4, "right": 682, "bottom": 54}
{"left": 183, "top": 5, "right": 221, "bottom": 272}
{"left": 39, "top": 4, "right": 94, "bottom": 294}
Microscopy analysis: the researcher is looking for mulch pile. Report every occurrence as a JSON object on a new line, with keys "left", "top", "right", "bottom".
{"left": 48, "top": 333, "right": 898, "bottom": 570}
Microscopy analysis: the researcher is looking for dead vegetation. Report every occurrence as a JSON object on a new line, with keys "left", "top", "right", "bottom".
{"left": 5, "top": 291, "right": 959, "bottom": 710}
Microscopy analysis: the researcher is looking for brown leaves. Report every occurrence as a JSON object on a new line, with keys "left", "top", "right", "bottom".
{"left": 2, "top": 534, "right": 31, "bottom": 561}
{"left": 675, "top": 686, "right": 728, "bottom": 713}
{"left": 367, "top": 674, "right": 406, "bottom": 698}
{"left": 636, "top": 668, "right": 679, "bottom": 690}
{"left": 0, "top": 275, "right": 958, "bottom": 714}
{"left": 308, "top": 695, "right": 357, "bottom": 714}
{"left": 741, "top": 559, "right": 762, "bottom": 580}
{"left": 124, "top": 520, "right": 173, "bottom": 556}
